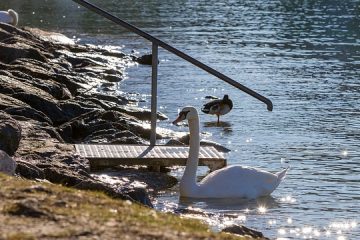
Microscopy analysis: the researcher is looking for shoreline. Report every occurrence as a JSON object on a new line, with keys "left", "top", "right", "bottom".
{"left": 0, "top": 22, "right": 179, "bottom": 206}
{"left": 0, "top": 23, "right": 266, "bottom": 239}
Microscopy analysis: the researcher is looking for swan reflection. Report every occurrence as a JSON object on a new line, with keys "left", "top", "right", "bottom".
{"left": 178, "top": 195, "right": 278, "bottom": 212}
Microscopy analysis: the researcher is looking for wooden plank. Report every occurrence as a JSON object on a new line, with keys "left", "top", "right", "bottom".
{"left": 75, "top": 144, "right": 227, "bottom": 171}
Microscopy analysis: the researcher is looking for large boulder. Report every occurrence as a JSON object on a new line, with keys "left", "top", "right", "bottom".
{"left": 0, "top": 150, "right": 16, "bottom": 175}
{"left": 0, "top": 111, "right": 21, "bottom": 155}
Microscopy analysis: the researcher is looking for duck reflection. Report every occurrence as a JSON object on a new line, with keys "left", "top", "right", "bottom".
{"left": 203, "top": 121, "right": 233, "bottom": 133}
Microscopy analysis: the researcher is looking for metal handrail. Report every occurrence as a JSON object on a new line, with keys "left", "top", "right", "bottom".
{"left": 72, "top": 0, "right": 273, "bottom": 145}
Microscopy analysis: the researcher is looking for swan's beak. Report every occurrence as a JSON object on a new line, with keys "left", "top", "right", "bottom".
{"left": 172, "top": 110, "right": 189, "bottom": 125}
{"left": 172, "top": 116, "right": 182, "bottom": 125}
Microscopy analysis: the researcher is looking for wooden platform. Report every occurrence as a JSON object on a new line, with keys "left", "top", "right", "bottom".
{"left": 75, "top": 144, "right": 227, "bottom": 171}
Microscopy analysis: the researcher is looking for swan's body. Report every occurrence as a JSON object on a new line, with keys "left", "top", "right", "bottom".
{"left": 0, "top": 9, "right": 18, "bottom": 26}
{"left": 201, "top": 94, "right": 233, "bottom": 124}
{"left": 173, "top": 106, "right": 288, "bottom": 199}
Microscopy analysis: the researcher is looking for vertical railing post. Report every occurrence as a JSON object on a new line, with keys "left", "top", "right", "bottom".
{"left": 150, "top": 42, "right": 158, "bottom": 146}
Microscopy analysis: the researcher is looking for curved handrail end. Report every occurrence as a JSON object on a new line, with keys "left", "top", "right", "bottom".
{"left": 266, "top": 100, "right": 273, "bottom": 111}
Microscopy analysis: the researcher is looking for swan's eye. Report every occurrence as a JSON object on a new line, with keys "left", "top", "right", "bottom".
{"left": 180, "top": 110, "right": 190, "bottom": 119}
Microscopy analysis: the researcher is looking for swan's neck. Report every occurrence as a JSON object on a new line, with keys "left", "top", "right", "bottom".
{"left": 180, "top": 117, "right": 200, "bottom": 194}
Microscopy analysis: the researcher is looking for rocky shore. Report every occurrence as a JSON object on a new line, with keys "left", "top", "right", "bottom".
{"left": 0, "top": 22, "right": 177, "bottom": 206}
{"left": 0, "top": 23, "right": 268, "bottom": 239}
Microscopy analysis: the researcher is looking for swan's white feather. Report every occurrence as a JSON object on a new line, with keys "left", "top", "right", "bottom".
{"left": 197, "top": 165, "right": 286, "bottom": 198}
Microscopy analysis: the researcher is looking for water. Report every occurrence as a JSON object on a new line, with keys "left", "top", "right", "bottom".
{"left": 2, "top": 0, "right": 359, "bottom": 239}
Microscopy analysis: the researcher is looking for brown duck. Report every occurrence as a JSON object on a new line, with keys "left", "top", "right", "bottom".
{"left": 201, "top": 94, "right": 233, "bottom": 124}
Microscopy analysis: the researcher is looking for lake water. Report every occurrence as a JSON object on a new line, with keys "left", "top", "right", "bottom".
{"left": 2, "top": 0, "right": 359, "bottom": 239}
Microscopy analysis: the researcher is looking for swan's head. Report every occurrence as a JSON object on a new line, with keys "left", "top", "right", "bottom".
{"left": 172, "top": 106, "right": 198, "bottom": 125}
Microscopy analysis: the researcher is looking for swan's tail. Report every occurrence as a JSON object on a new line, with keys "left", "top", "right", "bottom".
{"left": 276, "top": 167, "right": 289, "bottom": 181}
{"left": 268, "top": 167, "right": 289, "bottom": 193}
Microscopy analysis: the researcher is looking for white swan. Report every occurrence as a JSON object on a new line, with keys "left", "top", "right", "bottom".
{"left": 173, "top": 106, "right": 288, "bottom": 199}
{"left": 0, "top": 9, "right": 18, "bottom": 26}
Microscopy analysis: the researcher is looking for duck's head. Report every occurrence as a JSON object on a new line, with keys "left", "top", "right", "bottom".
{"left": 172, "top": 106, "right": 198, "bottom": 125}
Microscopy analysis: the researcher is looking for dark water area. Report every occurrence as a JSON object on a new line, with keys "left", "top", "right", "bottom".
{"left": 1, "top": 0, "right": 359, "bottom": 239}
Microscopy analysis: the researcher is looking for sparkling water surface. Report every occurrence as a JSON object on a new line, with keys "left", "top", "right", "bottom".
{"left": 2, "top": 0, "right": 359, "bottom": 239}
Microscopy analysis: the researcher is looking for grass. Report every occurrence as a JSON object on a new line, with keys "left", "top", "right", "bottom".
{"left": 0, "top": 174, "right": 257, "bottom": 239}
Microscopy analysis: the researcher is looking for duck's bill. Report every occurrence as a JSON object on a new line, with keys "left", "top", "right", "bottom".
{"left": 201, "top": 107, "right": 210, "bottom": 114}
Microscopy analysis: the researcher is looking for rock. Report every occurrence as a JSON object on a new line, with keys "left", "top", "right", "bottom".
{"left": 0, "top": 150, "right": 17, "bottom": 175}
{"left": 39, "top": 125, "right": 65, "bottom": 142}
{"left": 25, "top": 27, "right": 75, "bottom": 45}
{"left": 0, "top": 23, "right": 41, "bottom": 43}
{"left": 136, "top": 54, "right": 153, "bottom": 65}
{"left": 12, "top": 92, "right": 68, "bottom": 125}
{"left": 42, "top": 167, "right": 78, "bottom": 185}
{"left": 177, "top": 134, "right": 190, "bottom": 145}
{"left": 93, "top": 168, "right": 178, "bottom": 193}
{"left": 122, "top": 187, "right": 153, "bottom": 207}
{"left": 83, "top": 93, "right": 130, "bottom": 106}
{"left": 15, "top": 160, "right": 45, "bottom": 179}
{"left": 221, "top": 225, "right": 269, "bottom": 239}
{"left": 89, "top": 93, "right": 130, "bottom": 106}
{"left": 0, "top": 93, "right": 29, "bottom": 109}
{"left": 172, "top": 134, "right": 230, "bottom": 152}
{"left": 0, "top": 75, "right": 69, "bottom": 125}
{"left": 57, "top": 107, "right": 166, "bottom": 144}
{"left": 57, "top": 110, "right": 100, "bottom": 142}
{"left": 4, "top": 107, "right": 53, "bottom": 124}
{"left": 51, "top": 73, "right": 86, "bottom": 95}
{"left": 58, "top": 101, "right": 95, "bottom": 120}
{"left": 102, "top": 73, "right": 123, "bottom": 82}
{"left": 65, "top": 177, "right": 134, "bottom": 203}
{"left": 0, "top": 28, "right": 12, "bottom": 41}
{"left": 8, "top": 67, "right": 72, "bottom": 100}
{"left": 6, "top": 60, "right": 56, "bottom": 81}
{"left": 204, "top": 95, "right": 219, "bottom": 100}
{"left": 166, "top": 139, "right": 185, "bottom": 146}
{"left": 100, "top": 82, "right": 115, "bottom": 88}
{"left": 0, "top": 112, "right": 21, "bottom": 155}
{"left": 0, "top": 42, "right": 48, "bottom": 64}
{"left": 59, "top": 119, "right": 117, "bottom": 143}
{"left": 85, "top": 130, "right": 146, "bottom": 145}
{"left": 110, "top": 130, "right": 146, "bottom": 144}
{"left": 110, "top": 105, "right": 168, "bottom": 121}
{"left": 200, "top": 139, "right": 231, "bottom": 153}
